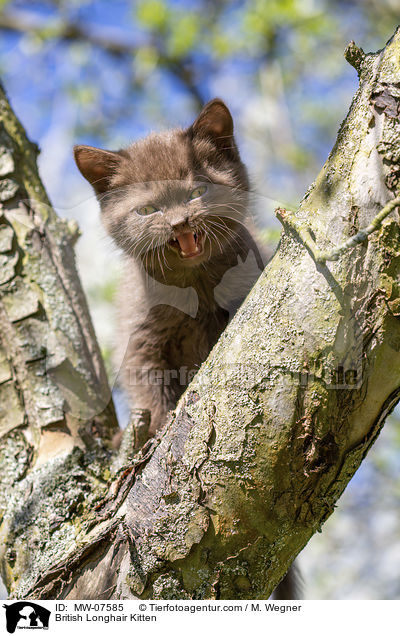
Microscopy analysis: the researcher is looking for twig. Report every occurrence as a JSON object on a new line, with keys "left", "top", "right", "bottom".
{"left": 276, "top": 196, "right": 400, "bottom": 265}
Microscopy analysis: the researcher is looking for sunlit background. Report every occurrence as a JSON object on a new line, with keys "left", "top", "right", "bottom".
{"left": 0, "top": 0, "right": 399, "bottom": 599}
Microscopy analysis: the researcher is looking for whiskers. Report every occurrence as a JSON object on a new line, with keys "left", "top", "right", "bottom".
{"left": 193, "top": 201, "right": 249, "bottom": 258}
{"left": 118, "top": 230, "right": 159, "bottom": 270}
{"left": 140, "top": 235, "right": 173, "bottom": 280}
{"left": 105, "top": 187, "right": 252, "bottom": 281}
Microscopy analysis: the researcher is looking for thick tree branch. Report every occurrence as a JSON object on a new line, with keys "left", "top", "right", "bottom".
{"left": 0, "top": 79, "right": 119, "bottom": 595}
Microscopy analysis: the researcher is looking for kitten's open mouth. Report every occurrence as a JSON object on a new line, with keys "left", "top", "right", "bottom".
{"left": 169, "top": 231, "right": 204, "bottom": 259}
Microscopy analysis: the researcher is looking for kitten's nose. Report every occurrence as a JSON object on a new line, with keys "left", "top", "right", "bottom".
{"left": 170, "top": 215, "right": 189, "bottom": 233}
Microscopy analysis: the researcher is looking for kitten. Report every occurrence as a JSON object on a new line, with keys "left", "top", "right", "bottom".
{"left": 74, "top": 98, "right": 265, "bottom": 434}
{"left": 74, "top": 98, "right": 300, "bottom": 600}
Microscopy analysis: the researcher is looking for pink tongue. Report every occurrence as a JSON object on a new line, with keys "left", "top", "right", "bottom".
{"left": 176, "top": 232, "right": 197, "bottom": 255}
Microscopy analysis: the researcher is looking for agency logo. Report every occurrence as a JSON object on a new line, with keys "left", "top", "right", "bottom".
{"left": 3, "top": 602, "right": 50, "bottom": 633}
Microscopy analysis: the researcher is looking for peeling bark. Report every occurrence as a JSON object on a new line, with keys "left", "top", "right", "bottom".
{"left": 0, "top": 82, "right": 118, "bottom": 595}
{"left": 1, "top": 30, "right": 400, "bottom": 600}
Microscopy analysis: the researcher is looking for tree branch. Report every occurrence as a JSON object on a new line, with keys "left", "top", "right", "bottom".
{"left": 276, "top": 194, "right": 400, "bottom": 264}
{"left": 0, "top": 79, "right": 119, "bottom": 595}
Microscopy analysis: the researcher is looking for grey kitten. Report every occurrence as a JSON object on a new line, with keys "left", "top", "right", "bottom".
{"left": 74, "top": 98, "right": 265, "bottom": 434}
{"left": 74, "top": 98, "right": 300, "bottom": 600}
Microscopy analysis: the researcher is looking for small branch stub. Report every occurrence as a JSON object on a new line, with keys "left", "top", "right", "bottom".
{"left": 344, "top": 40, "right": 365, "bottom": 75}
{"left": 113, "top": 409, "right": 151, "bottom": 470}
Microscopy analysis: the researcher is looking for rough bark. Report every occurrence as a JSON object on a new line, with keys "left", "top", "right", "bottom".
{"left": 1, "top": 30, "right": 400, "bottom": 600}
{"left": 0, "top": 82, "right": 118, "bottom": 595}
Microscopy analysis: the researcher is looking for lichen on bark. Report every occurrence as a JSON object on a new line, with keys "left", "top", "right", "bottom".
{"left": 0, "top": 82, "right": 118, "bottom": 596}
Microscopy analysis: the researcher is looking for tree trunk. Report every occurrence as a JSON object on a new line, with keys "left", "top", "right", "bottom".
{"left": 1, "top": 30, "right": 400, "bottom": 600}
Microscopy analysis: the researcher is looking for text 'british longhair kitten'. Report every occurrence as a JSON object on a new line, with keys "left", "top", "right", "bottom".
{"left": 74, "top": 98, "right": 265, "bottom": 435}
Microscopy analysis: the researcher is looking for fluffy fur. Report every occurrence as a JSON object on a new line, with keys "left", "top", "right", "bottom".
{"left": 75, "top": 98, "right": 265, "bottom": 434}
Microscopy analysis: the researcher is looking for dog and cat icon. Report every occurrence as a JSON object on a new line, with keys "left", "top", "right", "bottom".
{"left": 3, "top": 602, "right": 50, "bottom": 633}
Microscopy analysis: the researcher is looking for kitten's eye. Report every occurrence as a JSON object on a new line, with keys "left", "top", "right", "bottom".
{"left": 189, "top": 185, "right": 207, "bottom": 201}
{"left": 137, "top": 205, "right": 159, "bottom": 216}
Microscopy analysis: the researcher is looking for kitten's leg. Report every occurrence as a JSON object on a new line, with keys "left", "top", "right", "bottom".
{"left": 119, "top": 336, "right": 185, "bottom": 434}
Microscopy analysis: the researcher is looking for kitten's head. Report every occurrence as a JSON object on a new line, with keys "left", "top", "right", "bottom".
{"left": 74, "top": 99, "right": 249, "bottom": 277}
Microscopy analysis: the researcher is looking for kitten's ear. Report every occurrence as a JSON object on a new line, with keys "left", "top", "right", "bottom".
{"left": 74, "top": 145, "right": 123, "bottom": 194}
{"left": 190, "top": 98, "right": 236, "bottom": 154}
